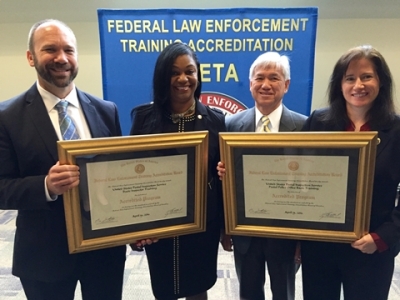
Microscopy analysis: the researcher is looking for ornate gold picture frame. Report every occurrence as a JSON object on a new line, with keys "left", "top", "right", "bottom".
{"left": 219, "top": 132, "right": 378, "bottom": 243}
{"left": 58, "top": 131, "right": 209, "bottom": 253}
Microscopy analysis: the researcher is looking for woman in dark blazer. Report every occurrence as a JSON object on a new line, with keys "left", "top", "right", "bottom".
{"left": 301, "top": 45, "right": 400, "bottom": 300}
{"left": 130, "top": 42, "right": 225, "bottom": 300}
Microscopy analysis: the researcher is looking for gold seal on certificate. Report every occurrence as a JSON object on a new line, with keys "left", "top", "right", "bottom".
{"left": 135, "top": 164, "right": 145, "bottom": 174}
{"left": 288, "top": 161, "right": 299, "bottom": 171}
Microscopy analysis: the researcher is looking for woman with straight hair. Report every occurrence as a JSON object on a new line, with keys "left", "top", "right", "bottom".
{"left": 130, "top": 42, "right": 225, "bottom": 300}
{"left": 301, "top": 45, "right": 400, "bottom": 300}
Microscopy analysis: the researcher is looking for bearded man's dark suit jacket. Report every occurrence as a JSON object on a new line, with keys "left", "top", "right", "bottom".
{"left": 226, "top": 105, "right": 306, "bottom": 300}
{"left": 0, "top": 84, "right": 126, "bottom": 289}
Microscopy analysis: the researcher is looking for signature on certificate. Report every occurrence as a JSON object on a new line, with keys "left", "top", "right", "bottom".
{"left": 319, "top": 212, "right": 342, "bottom": 220}
{"left": 248, "top": 208, "right": 270, "bottom": 215}
{"left": 95, "top": 216, "right": 118, "bottom": 225}
{"left": 165, "top": 207, "right": 184, "bottom": 217}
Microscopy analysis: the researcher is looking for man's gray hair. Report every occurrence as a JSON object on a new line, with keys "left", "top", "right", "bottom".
{"left": 249, "top": 52, "right": 291, "bottom": 80}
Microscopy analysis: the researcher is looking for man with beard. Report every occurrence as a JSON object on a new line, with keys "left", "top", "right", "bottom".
{"left": 0, "top": 19, "right": 126, "bottom": 300}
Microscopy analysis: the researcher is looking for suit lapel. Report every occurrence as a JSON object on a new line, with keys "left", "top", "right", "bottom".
{"left": 240, "top": 108, "right": 256, "bottom": 132}
{"left": 374, "top": 126, "right": 391, "bottom": 158}
{"left": 77, "top": 89, "right": 106, "bottom": 138}
{"left": 279, "top": 105, "right": 297, "bottom": 132}
{"left": 26, "top": 85, "right": 59, "bottom": 161}
{"left": 323, "top": 118, "right": 387, "bottom": 159}
{"left": 192, "top": 101, "right": 207, "bottom": 131}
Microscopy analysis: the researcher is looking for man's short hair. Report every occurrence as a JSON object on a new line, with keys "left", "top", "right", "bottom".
{"left": 249, "top": 52, "right": 291, "bottom": 80}
{"left": 27, "top": 19, "right": 75, "bottom": 53}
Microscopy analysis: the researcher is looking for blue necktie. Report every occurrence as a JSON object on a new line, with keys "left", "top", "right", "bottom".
{"left": 55, "top": 101, "right": 80, "bottom": 140}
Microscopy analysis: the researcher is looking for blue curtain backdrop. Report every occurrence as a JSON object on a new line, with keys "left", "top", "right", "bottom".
{"left": 98, "top": 8, "right": 318, "bottom": 134}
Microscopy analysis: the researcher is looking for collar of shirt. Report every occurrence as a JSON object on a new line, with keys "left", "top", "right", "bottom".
{"left": 36, "top": 82, "right": 80, "bottom": 112}
{"left": 345, "top": 121, "right": 371, "bottom": 131}
{"left": 36, "top": 81, "right": 91, "bottom": 140}
{"left": 255, "top": 104, "right": 283, "bottom": 133}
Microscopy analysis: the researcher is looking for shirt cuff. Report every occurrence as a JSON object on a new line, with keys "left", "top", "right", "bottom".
{"left": 370, "top": 232, "right": 389, "bottom": 252}
{"left": 44, "top": 176, "right": 58, "bottom": 202}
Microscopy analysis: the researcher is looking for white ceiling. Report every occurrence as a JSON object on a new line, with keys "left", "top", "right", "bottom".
{"left": 0, "top": 0, "right": 398, "bottom": 25}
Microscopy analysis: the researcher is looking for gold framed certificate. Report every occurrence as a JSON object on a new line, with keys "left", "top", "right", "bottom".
{"left": 57, "top": 131, "right": 209, "bottom": 253}
{"left": 219, "top": 132, "right": 378, "bottom": 243}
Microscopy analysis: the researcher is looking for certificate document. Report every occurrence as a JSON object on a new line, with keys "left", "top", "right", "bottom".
{"left": 243, "top": 155, "right": 348, "bottom": 223}
{"left": 87, "top": 155, "right": 187, "bottom": 230}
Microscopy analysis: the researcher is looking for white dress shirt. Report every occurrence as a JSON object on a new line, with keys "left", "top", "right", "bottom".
{"left": 37, "top": 82, "right": 91, "bottom": 140}
{"left": 36, "top": 82, "right": 92, "bottom": 200}
{"left": 255, "top": 103, "right": 283, "bottom": 133}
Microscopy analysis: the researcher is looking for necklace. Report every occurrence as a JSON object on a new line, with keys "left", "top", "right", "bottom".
{"left": 170, "top": 101, "right": 196, "bottom": 123}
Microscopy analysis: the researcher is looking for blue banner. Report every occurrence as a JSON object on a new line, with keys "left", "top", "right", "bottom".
{"left": 98, "top": 8, "right": 318, "bottom": 135}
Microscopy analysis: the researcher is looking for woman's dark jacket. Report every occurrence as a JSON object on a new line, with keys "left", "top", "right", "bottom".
{"left": 130, "top": 101, "right": 226, "bottom": 224}
{"left": 303, "top": 108, "right": 400, "bottom": 252}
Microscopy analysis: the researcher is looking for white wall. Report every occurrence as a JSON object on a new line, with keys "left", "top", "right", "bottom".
{"left": 312, "top": 18, "right": 400, "bottom": 111}
{"left": 1, "top": 18, "right": 399, "bottom": 112}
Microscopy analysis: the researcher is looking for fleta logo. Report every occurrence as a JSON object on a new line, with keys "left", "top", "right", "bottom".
{"left": 200, "top": 91, "right": 247, "bottom": 116}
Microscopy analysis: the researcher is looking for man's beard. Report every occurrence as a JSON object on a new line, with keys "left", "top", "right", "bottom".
{"left": 34, "top": 56, "right": 78, "bottom": 88}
